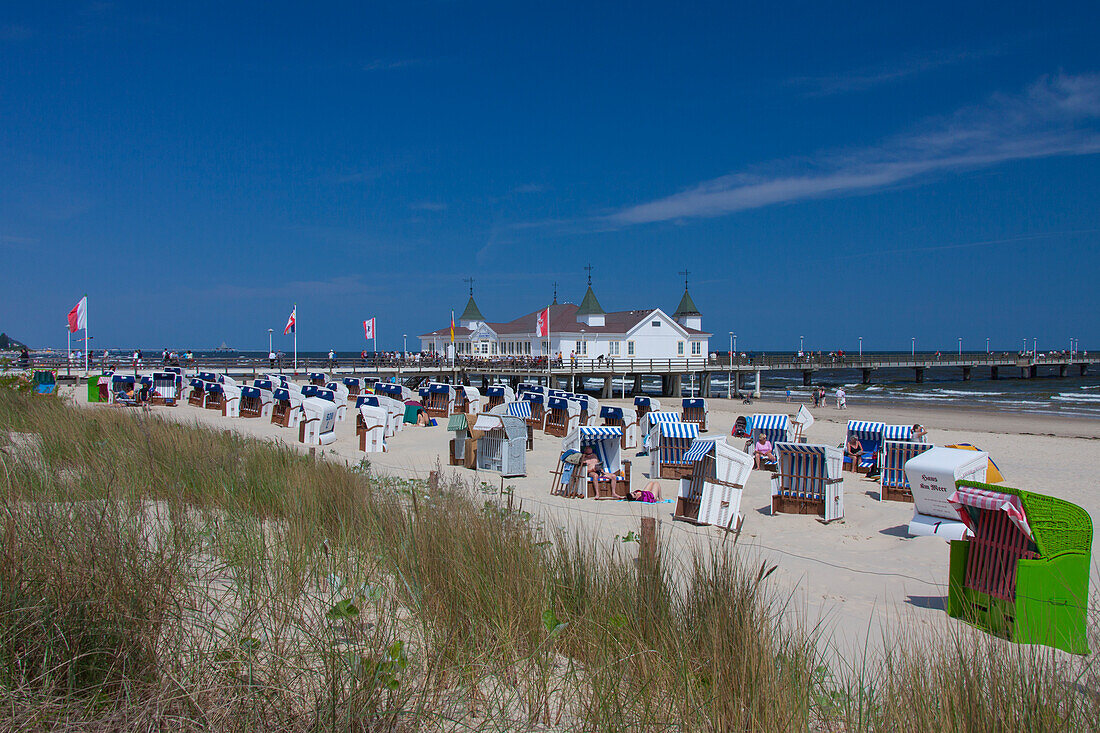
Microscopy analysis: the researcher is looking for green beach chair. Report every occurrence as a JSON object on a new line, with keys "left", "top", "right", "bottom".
{"left": 946, "top": 480, "right": 1092, "bottom": 655}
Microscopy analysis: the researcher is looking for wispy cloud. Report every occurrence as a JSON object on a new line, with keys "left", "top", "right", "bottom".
{"left": 791, "top": 46, "right": 1006, "bottom": 97}
{"left": 409, "top": 201, "right": 447, "bottom": 212}
{"left": 362, "top": 58, "right": 426, "bottom": 72}
{"left": 605, "top": 74, "right": 1100, "bottom": 227}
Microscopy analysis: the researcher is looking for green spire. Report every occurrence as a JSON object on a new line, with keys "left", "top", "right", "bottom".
{"left": 673, "top": 289, "right": 701, "bottom": 317}
{"left": 576, "top": 286, "right": 605, "bottom": 316}
{"left": 459, "top": 296, "right": 485, "bottom": 322}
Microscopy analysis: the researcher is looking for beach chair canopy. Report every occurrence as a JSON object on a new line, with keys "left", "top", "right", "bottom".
{"left": 427, "top": 383, "right": 454, "bottom": 395}
{"left": 504, "top": 401, "right": 532, "bottom": 419}
{"left": 301, "top": 385, "right": 319, "bottom": 398}
{"left": 254, "top": 379, "right": 274, "bottom": 391}
{"left": 600, "top": 406, "right": 628, "bottom": 420}
{"left": 198, "top": 372, "right": 217, "bottom": 382}
{"left": 634, "top": 396, "right": 660, "bottom": 408}
{"left": 473, "top": 413, "right": 527, "bottom": 440}
{"left": 949, "top": 485, "right": 1033, "bottom": 541}
{"left": 486, "top": 385, "right": 509, "bottom": 397}
{"left": 682, "top": 398, "right": 707, "bottom": 409}
{"left": 309, "top": 372, "right": 326, "bottom": 381}
{"left": 240, "top": 385, "right": 261, "bottom": 399}
{"left": 847, "top": 420, "right": 886, "bottom": 440}
{"left": 140, "top": 376, "right": 153, "bottom": 386}
{"left": 343, "top": 377, "right": 362, "bottom": 387}
{"left": 684, "top": 438, "right": 716, "bottom": 463}
{"left": 657, "top": 421, "right": 700, "bottom": 439}
{"left": 205, "top": 382, "right": 223, "bottom": 394}
{"left": 647, "top": 411, "right": 681, "bottom": 424}
{"left": 883, "top": 424, "right": 913, "bottom": 441}
{"left": 375, "top": 382, "right": 402, "bottom": 396}
{"left": 314, "top": 388, "right": 336, "bottom": 402}
{"left": 356, "top": 395, "right": 380, "bottom": 408}
{"left": 448, "top": 413, "right": 469, "bottom": 432}
{"left": 564, "top": 425, "right": 624, "bottom": 471}
{"left": 521, "top": 392, "right": 544, "bottom": 404}
{"left": 117, "top": 375, "right": 137, "bottom": 386}
{"left": 749, "top": 414, "right": 790, "bottom": 434}
{"left": 548, "top": 389, "right": 568, "bottom": 398}
{"left": 547, "top": 396, "right": 579, "bottom": 413}
{"left": 946, "top": 443, "right": 1005, "bottom": 483}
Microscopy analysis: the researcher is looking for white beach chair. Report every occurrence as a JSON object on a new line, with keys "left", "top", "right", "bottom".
{"left": 357, "top": 405, "right": 387, "bottom": 453}
{"left": 473, "top": 413, "right": 527, "bottom": 477}
{"left": 300, "top": 396, "right": 339, "bottom": 445}
{"left": 649, "top": 418, "right": 699, "bottom": 480}
{"left": 676, "top": 438, "right": 753, "bottom": 530}
{"left": 681, "top": 397, "right": 709, "bottom": 432}
{"left": 600, "top": 405, "right": 639, "bottom": 449}
{"left": 271, "top": 386, "right": 304, "bottom": 428}
{"left": 906, "top": 447, "right": 990, "bottom": 540}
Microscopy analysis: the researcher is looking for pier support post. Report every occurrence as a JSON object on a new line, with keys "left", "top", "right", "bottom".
{"left": 990, "top": 366, "right": 998, "bottom": 380}
{"left": 701, "top": 372, "right": 711, "bottom": 398}
{"left": 862, "top": 368, "right": 872, "bottom": 385}
{"left": 962, "top": 366, "right": 972, "bottom": 381}
{"left": 669, "top": 374, "right": 682, "bottom": 397}
{"left": 602, "top": 374, "right": 612, "bottom": 399}
{"left": 1029, "top": 365, "right": 1038, "bottom": 379}
{"left": 1081, "top": 364, "right": 1089, "bottom": 376}
{"left": 914, "top": 367, "right": 924, "bottom": 384}
{"left": 753, "top": 369, "right": 761, "bottom": 398}
{"left": 632, "top": 374, "right": 643, "bottom": 395}
{"left": 1059, "top": 364, "right": 1068, "bottom": 378}
{"left": 802, "top": 370, "right": 812, "bottom": 386}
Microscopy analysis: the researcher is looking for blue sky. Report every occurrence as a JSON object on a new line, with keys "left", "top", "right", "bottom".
{"left": 3, "top": 1, "right": 1099, "bottom": 353}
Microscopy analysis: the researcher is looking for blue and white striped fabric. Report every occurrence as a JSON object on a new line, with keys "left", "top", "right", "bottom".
{"left": 647, "top": 411, "right": 681, "bottom": 424}
{"left": 682, "top": 398, "right": 706, "bottom": 408}
{"left": 883, "top": 424, "right": 913, "bottom": 441}
{"left": 356, "top": 395, "right": 381, "bottom": 408}
{"left": 847, "top": 420, "right": 885, "bottom": 438}
{"left": 684, "top": 439, "right": 716, "bottom": 463}
{"left": 506, "top": 401, "right": 532, "bottom": 419}
{"left": 521, "top": 392, "right": 544, "bottom": 404}
{"left": 775, "top": 443, "right": 828, "bottom": 499}
{"left": 775, "top": 442, "right": 829, "bottom": 456}
{"left": 659, "top": 421, "right": 699, "bottom": 438}
{"left": 880, "top": 440, "right": 933, "bottom": 490}
{"left": 600, "top": 406, "right": 624, "bottom": 419}
{"left": 578, "top": 426, "right": 622, "bottom": 438}
{"left": 750, "top": 414, "right": 789, "bottom": 432}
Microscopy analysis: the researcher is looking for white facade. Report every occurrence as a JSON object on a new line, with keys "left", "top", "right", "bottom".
{"left": 421, "top": 306, "right": 709, "bottom": 360}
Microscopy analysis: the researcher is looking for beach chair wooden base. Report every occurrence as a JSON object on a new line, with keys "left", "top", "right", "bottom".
{"left": 239, "top": 397, "right": 263, "bottom": 418}
{"left": 449, "top": 439, "right": 462, "bottom": 466}
{"left": 527, "top": 425, "right": 534, "bottom": 451}
{"left": 272, "top": 403, "right": 292, "bottom": 427}
{"left": 659, "top": 464, "right": 693, "bottom": 480}
{"left": 545, "top": 419, "right": 568, "bottom": 438}
{"left": 881, "top": 485, "right": 914, "bottom": 503}
{"left": 358, "top": 426, "right": 385, "bottom": 452}
{"left": 487, "top": 397, "right": 503, "bottom": 410}
{"left": 188, "top": 391, "right": 204, "bottom": 407}
{"left": 204, "top": 396, "right": 222, "bottom": 411}
{"left": 674, "top": 497, "right": 704, "bottom": 524}
{"left": 771, "top": 495, "right": 826, "bottom": 517}
{"left": 463, "top": 440, "right": 478, "bottom": 469}
{"left": 588, "top": 460, "right": 631, "bottom": 499}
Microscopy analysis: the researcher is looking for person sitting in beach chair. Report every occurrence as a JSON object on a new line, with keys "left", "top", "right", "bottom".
{"left": 912, "top": 424, "right": 927, "bottom": 442}
{"left": 845, "top": 433, "right": 863, "bottom": 466}
{"left": 581, "top": 446, "right": 619, "bottom": 497}
{"left": 752, "top": 432, "right": 775, "bottom": 470}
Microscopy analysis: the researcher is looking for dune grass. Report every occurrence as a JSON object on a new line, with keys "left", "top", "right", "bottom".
{"left": 0, "top": 391, "right": 1097, "bottom": 731}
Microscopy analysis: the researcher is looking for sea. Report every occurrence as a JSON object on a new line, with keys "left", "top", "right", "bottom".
{"left": 114, "top": 349, "right": 1100, "bottom": 420}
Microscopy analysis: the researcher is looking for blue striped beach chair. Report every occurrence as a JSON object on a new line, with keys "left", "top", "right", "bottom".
{"left": 770, "top": 443, "right": 844, "bottom": 522}
{"left": 649, "top": 419, "right": 700, "bottom": 480}
{"left": 845, "top": 421, "right": 885, "bottom": 473}
{"left": 880, "top": 439, "right": 933, "bottom": 502}
{"left": 520, "top": 392, "right": 547, "bottom": 429}
{"left": 555, "top": 425, "right": 629, "bottom": 499}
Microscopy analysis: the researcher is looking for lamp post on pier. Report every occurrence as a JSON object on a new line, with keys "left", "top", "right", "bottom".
{"left": 728, "top": 332, "right": 733, "bottom": 399}
{"left": 958, "top": 337, "right": 962, "bottom": 356}
{"left": 858, "top": 336, "right": 862, "bottom": 357}
{"left": 986, "top": 337, "right": 990, "bottom": 354}
{"left": 911, "top": 337, "right": 915, "bottom": 357}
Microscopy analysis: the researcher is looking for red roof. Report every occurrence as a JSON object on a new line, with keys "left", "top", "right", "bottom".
{"left": 419, "top": 304, "right": 709, "bottom": 338}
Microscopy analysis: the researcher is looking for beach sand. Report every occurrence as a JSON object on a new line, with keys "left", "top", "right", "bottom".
{"left": 72, "top": 386, "right": 1100, "bottom": 663}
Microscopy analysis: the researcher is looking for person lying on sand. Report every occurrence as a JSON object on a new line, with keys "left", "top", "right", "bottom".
{"left": 625, "top": 480, "right": 662, "bottom": 503}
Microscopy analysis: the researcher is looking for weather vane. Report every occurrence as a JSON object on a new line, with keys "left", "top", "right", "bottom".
{"left": 552, "top": 281, "right": 558, "bottom": 303}
{"left": 679, "top": 269, "right": 690, "bottom": 290}
{"left": 463, "top": 276, "right": 474, "bottom": 297}
{"left": 584, "top": 264, "right": 594, "bottom": 286}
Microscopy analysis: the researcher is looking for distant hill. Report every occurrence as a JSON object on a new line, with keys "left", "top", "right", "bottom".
{"left": 0, "top": 333, "right": 27, "bottom": 350}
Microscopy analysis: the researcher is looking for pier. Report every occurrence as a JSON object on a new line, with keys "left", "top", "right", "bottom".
{"left": 40, "top": 351, "right": 1098, "bottom": 398}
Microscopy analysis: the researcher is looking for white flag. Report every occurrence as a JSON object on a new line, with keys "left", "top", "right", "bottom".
{"left": 363, "top": 317, "right": 376, "bottom": 340}
{"left": 67, "top": 296, "right": 87, "bottom": 333}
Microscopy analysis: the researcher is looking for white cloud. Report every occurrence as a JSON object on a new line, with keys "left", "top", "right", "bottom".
{"left": 606, "top": 74, "right": 1100, "bottom": 227}
{"left": 791, "top": 46, "right": 1006, "bottom": 97}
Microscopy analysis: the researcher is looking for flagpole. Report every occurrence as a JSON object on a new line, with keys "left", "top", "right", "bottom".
{"left": 67, "top": 328, "right": 71, "bottom": 378}
{"left": 293, "top": 303, "right": 298, "bottom": 373}
{"left": 84, "top": 296, "right": 89, "bottom": 375}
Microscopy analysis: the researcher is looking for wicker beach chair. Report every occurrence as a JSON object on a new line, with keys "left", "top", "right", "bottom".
{"left": 675, "top": 438, "right": 753, "bottom": 530}
{"left": 769, "top": 443, "right": 844, "bottom": 522}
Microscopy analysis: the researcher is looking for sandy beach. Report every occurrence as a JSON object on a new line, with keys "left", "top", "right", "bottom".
{"left": 73, "top": 385, "right": 1100, "bottom": 662}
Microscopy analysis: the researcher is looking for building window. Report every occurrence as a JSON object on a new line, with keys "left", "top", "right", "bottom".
{"left": 525, "top": 341, "right": 531, "bottom": 355}
{"left": 609, "top": 341, "right": 620, "bottom": 356}
{"left": 677, "top": 341, "right": 685, "bottom": 355}
{"left": 691, "top": 341, "right": 702, "bottom": 355}
{"left": 627, "top": 341, "right": 635, "bottom": 356}
{"left": 652, "top": 320, "right": 661, "bottom": 327}
{"left": 580, "top": 340, "right": 587, "bottom": 355}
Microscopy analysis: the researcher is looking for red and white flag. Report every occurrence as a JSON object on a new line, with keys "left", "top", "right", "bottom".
{"left": 535, "top": 307, "right": 550, "bottom": 338}
{"left": 283, "top": 306, "right": 296, "bottom": 335}
{"left": 67, "top": 296, "right": 87, "bottom": 333}
{"left": 363, "top": 317, "right": 375, "bottom": 340}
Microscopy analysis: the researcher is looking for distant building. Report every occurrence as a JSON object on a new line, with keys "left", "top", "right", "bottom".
{"left": 419, "top": 283, "right": 710, "bottom": 359}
